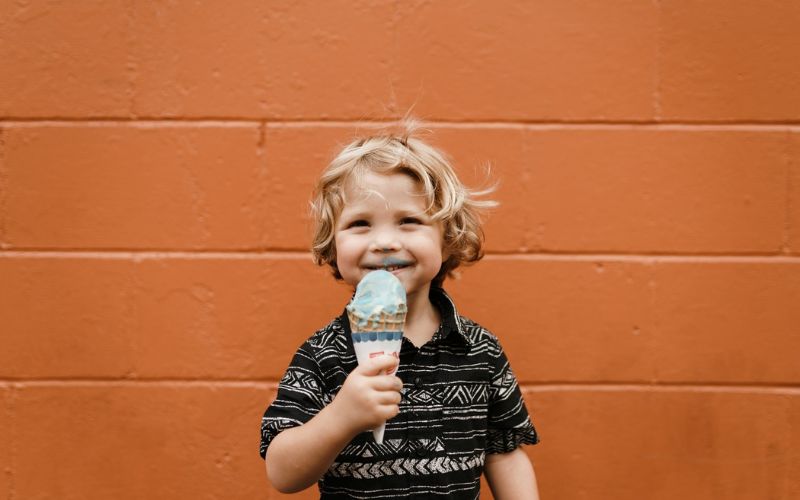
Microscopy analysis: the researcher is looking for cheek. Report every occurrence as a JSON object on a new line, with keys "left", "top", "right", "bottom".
{"left": 413, "top": 233, "right": 445, "bottom": 266}
{"left": 333, "top": 234, "right": 363, "bottom": 271}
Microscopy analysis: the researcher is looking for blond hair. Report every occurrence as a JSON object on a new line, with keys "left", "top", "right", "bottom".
{"left": 310, "top": 124, "right": 497, "bottom": 286}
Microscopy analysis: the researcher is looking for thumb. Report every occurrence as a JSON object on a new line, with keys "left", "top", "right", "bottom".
{"left": 359, "top": 354, "right": 399, "bottom": 376}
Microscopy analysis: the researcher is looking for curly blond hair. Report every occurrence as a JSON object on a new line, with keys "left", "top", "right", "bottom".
{"left": 310, "top": 124, "right": 497, "bottom": 287}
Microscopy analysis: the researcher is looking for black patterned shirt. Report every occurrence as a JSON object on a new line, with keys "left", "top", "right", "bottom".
{"left": 260, "top": 287, "right": 539, "bottom": 499}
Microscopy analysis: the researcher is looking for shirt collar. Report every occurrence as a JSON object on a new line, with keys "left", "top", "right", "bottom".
{"left": 339, "top": 286, "right": 471, "bottom": 347}
{"left": 429, "top": 286, "right": 471, "bottom": 346}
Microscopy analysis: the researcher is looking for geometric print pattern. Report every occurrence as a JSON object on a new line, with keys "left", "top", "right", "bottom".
{"left": 328, "top": 452, "right": 486, "bottom": 479}
{"left": 260, "top": 287, "right": 538, "bottom": 499}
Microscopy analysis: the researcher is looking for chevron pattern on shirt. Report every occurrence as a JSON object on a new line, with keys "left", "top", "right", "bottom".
{"left": 328, "top": 452, "right": 486, "bottom": 479}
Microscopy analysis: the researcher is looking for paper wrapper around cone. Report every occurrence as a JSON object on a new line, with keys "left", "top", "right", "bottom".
{"left": 348, "top": 310, "right": 405, "bottom": 444}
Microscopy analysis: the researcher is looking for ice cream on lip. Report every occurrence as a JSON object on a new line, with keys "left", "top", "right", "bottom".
{"left": 362, "top": 256, "right": 414, "bottom": 272}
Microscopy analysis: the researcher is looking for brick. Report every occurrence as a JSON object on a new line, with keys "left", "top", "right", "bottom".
{"left": 263, "top": 125, "right": 787, "bottom": 253}
{"left": 660, "top": 1, "right": 800, "bottom": 121}
{"left": 130, "top": 1, "right": 270, "bottom": 118}
{"left": 520, "top": 128, "right": 787, "bottom": 253}
{"left": 0, "top": 258, "right": 139, "bottom": 378}
{"left": 435, "top": 127, "right": 787, "bottom": 253}
{"left": 449, "top": 257, "right": 800, "bottom": 384}
{"left": 525, "top": 388, "right": 800, "bottom": 500}
{"left": 789, "top": 132, "right": 800, "bottom": 255}
{"left": 0, "top": 0, "right": 131, "bottom": 117}
{"left": 132, "top": 0, "right": 660, "bottom": 121}
{"left": 3, "top": 125, "right": 265, "bottom": 249}
{"left": 12, "top": 384, "right": 272, "bottom": 499}
{"left": 260, "top": 0, "right": 400, "bottom": 120}
{"left": 0, "top": 255, "right": 350, "bottom": 379}
{"left": 449, "top": 258, "right": 655, "bottom": 383}
{"left": 393, "top": 0, "right": 658, "bottom": 121}
{"left": 130, "top": 256, "right": 349, "bottom": 379}
{"left": 131, "top": 0, "right": 398, "bottom": 119}
{"left": 650, "top": 261, "right": 800, "bottom": 384}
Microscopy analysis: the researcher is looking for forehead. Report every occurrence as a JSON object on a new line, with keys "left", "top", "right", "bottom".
{"left": 340, "top": 170, "right": 428, "bottom": 208}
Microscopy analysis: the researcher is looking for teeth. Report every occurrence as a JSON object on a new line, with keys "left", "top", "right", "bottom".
{"left": 365, "top": 264, "right": 409, "bottom": 271}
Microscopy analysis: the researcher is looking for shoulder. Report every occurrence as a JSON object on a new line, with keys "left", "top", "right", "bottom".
{"left": 305, "top": 315, "right": 347, "bottom": 348}
{"left": 293, "top": 315, "right": 356, "bottom": 384}
{"left": 457, "top": 315, "right": 504, "bottom": 356}
{"left": 297, "top": 315, "right": 351, "bottom": 360}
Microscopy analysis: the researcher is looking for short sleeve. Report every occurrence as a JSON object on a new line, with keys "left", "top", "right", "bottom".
{"left": 259, "top": 341, "right": 327, "bottom": 459}
{"left": 486, "top": 338, "right": 539, "bottom": 454}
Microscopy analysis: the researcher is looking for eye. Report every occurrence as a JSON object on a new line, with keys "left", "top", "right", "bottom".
{"left": 346, "top": 219, "right": 369, "bottom": 229}
{"left": 400, "top": 217, "right": 422, "bottom": 225}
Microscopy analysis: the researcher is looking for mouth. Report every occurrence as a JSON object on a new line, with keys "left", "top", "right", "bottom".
{"left": 364, "top": 259, "right": 413, "bottom": 273}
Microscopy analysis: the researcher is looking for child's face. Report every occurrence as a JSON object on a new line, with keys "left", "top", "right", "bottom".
{"left": 334, "top": 171, "right": 446, "bottom": 303}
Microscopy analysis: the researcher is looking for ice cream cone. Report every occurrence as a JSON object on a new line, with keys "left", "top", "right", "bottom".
{"left": 346, "top": 270, "right": 407, "bottom": 444}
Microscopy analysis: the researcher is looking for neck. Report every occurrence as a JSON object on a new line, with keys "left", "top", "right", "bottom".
{"left": 403, "top": 284, "right": 441, "bottom": 347}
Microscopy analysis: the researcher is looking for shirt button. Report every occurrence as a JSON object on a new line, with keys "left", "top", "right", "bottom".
{"left": 415, "top": 446, "right": 426, "bottom": 457}
{"left": 413, "top": 377, "right": 423, "bottom": 388}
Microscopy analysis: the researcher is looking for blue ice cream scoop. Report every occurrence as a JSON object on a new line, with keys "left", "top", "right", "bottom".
{"left": 346, "top": 270, "right": 407, "bottom": 330}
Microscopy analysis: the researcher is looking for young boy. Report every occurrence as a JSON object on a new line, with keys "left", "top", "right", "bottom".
{"left": 260, "top": 128, "right": 540, "bottom": 499}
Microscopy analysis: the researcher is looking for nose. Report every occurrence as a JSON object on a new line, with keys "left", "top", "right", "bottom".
{"left": 369, "top": 226, "right": 401, "bottom": 252}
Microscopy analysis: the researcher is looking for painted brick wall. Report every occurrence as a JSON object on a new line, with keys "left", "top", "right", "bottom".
{"left": 1, "top": 1, "right": 799, "bottom": 499}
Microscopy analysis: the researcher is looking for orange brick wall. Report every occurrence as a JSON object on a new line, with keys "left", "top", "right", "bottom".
{"left": 1, "top": 1, "right": 799, "bottom": 499}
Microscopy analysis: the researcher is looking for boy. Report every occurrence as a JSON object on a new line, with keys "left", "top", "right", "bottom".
{"left": 260, "top": 128, "right": 540, "bottom": 499}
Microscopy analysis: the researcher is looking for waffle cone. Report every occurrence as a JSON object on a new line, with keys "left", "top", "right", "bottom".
{"left": 347, "top": 309, "right": 406, "bottom": 333}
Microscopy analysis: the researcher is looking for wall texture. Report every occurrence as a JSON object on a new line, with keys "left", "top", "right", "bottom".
{"left": 1, "top": 1, "right": 799, "bottom": 499}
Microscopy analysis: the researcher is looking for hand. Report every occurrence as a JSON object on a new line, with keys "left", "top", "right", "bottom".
{"left": 329, "top": 355, "right": 403, "bottom": 436}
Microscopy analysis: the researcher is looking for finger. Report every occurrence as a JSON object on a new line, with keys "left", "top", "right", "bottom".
{"left": 372, "top": 375, "right": 404, "bottom": 392}
{"left": 375, "top": 390, "right": 402, "bottom": 405}
{"left": 380, "top": 404, "right": 400, "bottom": 420}
{"left": 375, "top": 400, "right": 400, "bottom": 418}
{"left": 359, "top": 354, "right": 399, "bottom": 376}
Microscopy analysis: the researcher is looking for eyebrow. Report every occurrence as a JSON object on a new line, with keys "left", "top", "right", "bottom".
{"left": 338, "top": 209, "right": 371, "bottom": 221}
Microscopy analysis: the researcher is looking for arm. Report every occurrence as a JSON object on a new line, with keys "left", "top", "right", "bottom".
{"left": 484, "top": 448, "right": 540, "bottom": 500}
{"left": 265, "top": 355, "right": 402, "bottom": 493}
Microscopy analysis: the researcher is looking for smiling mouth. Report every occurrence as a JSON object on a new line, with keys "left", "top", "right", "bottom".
{"left": 364, "top": 260, "right": 413, "bottom": 272}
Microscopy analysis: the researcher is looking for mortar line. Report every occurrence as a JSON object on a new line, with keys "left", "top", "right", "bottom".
{"left": 122, "top": 0, "right": 138, "bottom": 119}
{"left": 652, "top": 0, "right": 663, "bottom": 121}
{"left": 782, "top": 130, "right": 794, "bottom": 253}
{"left": 255, "top": 121, "right": 269, "bottom": 250}
{"left": 0, "top": 379, "right": 277, "bottom": 389}
{"left": 1, "top": 379, "right": 797, "bottom": 393}
{"left": 6, "top": 384, "right": 16, "bottom": 500}
{"left": 520, "top": 383, "right": 800, "bottom": 395}
{"left": 0, "top": 127, "right": 7, "bottom": 250}
{"left": 2, "top": 250, "right": 800, "bottom": 263}
{"left": 2, "top": 118, "right": 800, "bottom": 130}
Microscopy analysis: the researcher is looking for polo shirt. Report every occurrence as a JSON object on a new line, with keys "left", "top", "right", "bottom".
{"left": 260, "top": 287, "right": 538, "bottom": 499}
